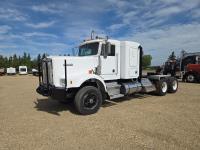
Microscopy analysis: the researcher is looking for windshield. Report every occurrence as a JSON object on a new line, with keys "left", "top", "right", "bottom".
{"left": 20, "top": 68, "right": 26, "bottom": 72}
{"left": 78, "top": 42, "right": 99, "bottom": 56}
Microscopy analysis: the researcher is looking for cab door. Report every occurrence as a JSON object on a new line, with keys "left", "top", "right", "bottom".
{"left": 100, "top": 44, "right": 118, "bottom": 80}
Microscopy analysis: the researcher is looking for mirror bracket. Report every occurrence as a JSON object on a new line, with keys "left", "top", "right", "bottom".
{"left": 104, "top": 42, "right": 111, "bottom": 58}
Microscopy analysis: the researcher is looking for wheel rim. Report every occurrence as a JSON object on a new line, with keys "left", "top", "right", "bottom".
{"left": 187, "top": 75, "right": 194, "bottom": 82}
{"left": 161, "top": 82, "right": 168, "bottom": 93}
{"left": 172, "top": 80, "right": 178, "bottom": 90}
{"left": 83, "top": 92, "right": 98, "bottom": 110}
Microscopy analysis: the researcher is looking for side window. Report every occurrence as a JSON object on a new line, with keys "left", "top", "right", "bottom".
{"left": 101, "top": 44, "right": 115, "bottom": 56}
{"left": 110, "top": 45, "right": 115, "bottom": 56}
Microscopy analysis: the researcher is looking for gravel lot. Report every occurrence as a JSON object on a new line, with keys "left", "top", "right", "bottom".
{"left": 0, "top": 75, "right": 200, "bottom": 150}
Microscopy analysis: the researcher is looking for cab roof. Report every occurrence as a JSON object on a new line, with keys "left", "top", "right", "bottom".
{"left": 80, "top": 38, "right": 140, "bottom": 46}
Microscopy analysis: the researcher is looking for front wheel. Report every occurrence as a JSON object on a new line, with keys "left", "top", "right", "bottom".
{"left": 74, "top": 86, "right": 102, "bottom": 115}
{"left": 186, "top": 74, "right": 196, "bottom": 83}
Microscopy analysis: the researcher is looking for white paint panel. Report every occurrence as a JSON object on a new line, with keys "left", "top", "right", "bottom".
{"left": 101, "top": 56, "right": 116, "bottom": 75}
{"left": 51, "top": 56, "right": 98, "bottom": 88}
{"left": 100, "top": 39, "right": 121, "bottom": 80}
{"left": 129, "top": 47, "right": 138, "bottom": 67}
{"left": 120, "top": 41, "right": 140, "bottom": 79}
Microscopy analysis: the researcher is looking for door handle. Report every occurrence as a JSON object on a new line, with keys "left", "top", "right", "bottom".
{"left": 112, "top": 69, "right": 115, "bottom": 73}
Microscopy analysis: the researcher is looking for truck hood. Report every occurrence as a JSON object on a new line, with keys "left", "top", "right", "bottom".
{"left": 64, "top": 56, "right": 99, "bottom": 75}
{"left": 50, "top": 56, "right": 99, "bottom": 87}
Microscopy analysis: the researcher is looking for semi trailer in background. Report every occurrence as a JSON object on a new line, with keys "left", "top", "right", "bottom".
{"left": 36, "top": 36, "right": 178, "bottom": 115}
{"left": 6, "top": 67, "right": 16, "bottom": 75}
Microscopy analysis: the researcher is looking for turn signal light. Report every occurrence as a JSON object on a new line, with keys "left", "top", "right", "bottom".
{"left": 88, "top": 69, "right": 93, "bottom": 74}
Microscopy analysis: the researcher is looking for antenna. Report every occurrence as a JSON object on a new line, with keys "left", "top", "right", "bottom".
{"left": 91, "top": 30, "right": 95, "bottom": 40}
{"left": 90, "top": 30, "right": 109, "bottom": 41}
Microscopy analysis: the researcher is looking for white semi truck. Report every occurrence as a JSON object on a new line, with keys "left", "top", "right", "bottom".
{"left": 36, "top": 37, "right": 178, "bottom": 115}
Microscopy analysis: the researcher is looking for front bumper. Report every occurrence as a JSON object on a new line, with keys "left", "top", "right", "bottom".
{"left": 36, "top": 85, "right": 72, "bottom": 100}
{"left": 37, "top": 58, "right": 71, "bottom": 100}
{"left": 36, "top": 85, "right": 50, "bottom": 96}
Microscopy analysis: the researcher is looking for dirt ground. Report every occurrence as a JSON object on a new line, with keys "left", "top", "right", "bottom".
{"left": 0, "top": 75, "right": 200, "bottom": 150}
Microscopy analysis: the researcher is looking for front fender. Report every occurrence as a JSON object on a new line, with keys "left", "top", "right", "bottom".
{"left": 67, "top": 74, "right": 107, "bottom": 92}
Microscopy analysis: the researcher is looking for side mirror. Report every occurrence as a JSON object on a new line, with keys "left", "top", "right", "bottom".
{"left": 104, "top": 42, "right": 111, "bottom": 58}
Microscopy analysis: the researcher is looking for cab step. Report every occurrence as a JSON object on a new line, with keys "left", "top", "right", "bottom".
{"left": 109, "top": 94, "right": 124, "bottom": 99}
{"left": 106, "top": 82, "right": 124, "bottom": 99}
{"left": 141, "top": 78, "right": 156, "bottom": 93}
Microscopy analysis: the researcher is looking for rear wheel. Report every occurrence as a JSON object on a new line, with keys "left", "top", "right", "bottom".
{"left": 168, "top": 77, "right": 178, "bottom": 93}
{"left": 74, "top": 86, "right": 102, "bottom": 115}
{"left": 186, "top": 74, "right": 196, "bottom": 83}
{"left": 154, "top": 79, "right": 168, "bottom": 96}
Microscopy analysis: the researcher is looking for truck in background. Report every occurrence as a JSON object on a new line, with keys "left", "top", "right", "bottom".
{"left": 180, "top": 52, "right": 200, "bottom": 82}
{"left": 19, "top": 66, "right": 28, "bottom": 75}
{"left": 6, "top": 67, "right": 16, "bottom": 75}
{"left": 183, "top": 64, "right": 200, "bottom": 83}
{"left": 32, "top": 68, "right": 39, "bottom": 76}
{"left": 160, "top": 51, "right": 200, "bottom": 83}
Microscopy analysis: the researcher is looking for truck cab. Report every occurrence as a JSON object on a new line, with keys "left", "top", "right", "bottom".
{"left": 37, "top": 37, "right": 178, "bottom": 115}
{"left": 183, "top": 64, "right": 200, "bottom": 82}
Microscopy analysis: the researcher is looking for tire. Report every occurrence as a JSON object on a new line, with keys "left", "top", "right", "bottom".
{"left": 186, "top": 74, "right": 196, "bottom": 83}
{"left": 74, "top": 86, "right": 102, "bottom": 115}
{"left": 154, "top": 79, "right": 168, "bottom": 96}
{"left": 167, "top": 77, "right": 178, "bottom": 93}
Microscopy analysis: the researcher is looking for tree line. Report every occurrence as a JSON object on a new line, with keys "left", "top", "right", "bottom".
{"left": 0, "top": 53, "right": 46, "bottom": 70}
{"left": 142, "top": 55, "right": 152, "bottom": 68}
{"left": 0, "top": 52, "right": 152, "bottom": 70}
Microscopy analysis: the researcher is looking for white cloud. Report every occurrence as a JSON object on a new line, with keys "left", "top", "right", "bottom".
{"left": 0, "top": 33, "right": 24, "bottom": 41}
{"left": 191, "top": 9, "right": 200, "bottom": 18}
{"left": 31, "top": 4, "right": 62, "bottom": 14}
{"left": 0, "top": 8, "right": 26, "bottom": 21}
{"left": 153, "top": 0, "right": 199, "bottom": 18}
{"left": 25, "top": 21, "right": 56, "bottom": 29}
{"left": 65, "top": 26, "right": 104, "bottom": 42}
{"left": 107, "top": 0, "right": 199, "bottom": 30}
{"left": 29, "top": 41, "right": 68, "bottom": 49}
{"left": 21, "top": 41, "right": 70, "bottom": 55}
{"left": 154, "top": 6, "right": 182, "bottom": 17}
{"left": 108, "top": 23, "right": 126, "bottom": 31}
{"left": 0, "top": 45, "right": 17, "bottom": 49}
{"left": 122, "top": 11, "right": 137, "bottom": 24}
{"left": 0, "top": 25, "right": 11, "bottom": 34}
{"left": 23, "top": 32, "right": 58, "bottom": 38}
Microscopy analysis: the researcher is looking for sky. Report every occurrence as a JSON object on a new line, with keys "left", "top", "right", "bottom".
{"left": 0, "top": 0, "right": 200, "bottom": 65}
